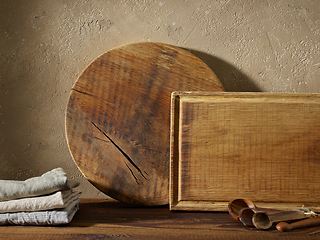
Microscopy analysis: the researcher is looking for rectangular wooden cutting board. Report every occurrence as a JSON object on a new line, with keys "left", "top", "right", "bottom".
{"left": 170, "top": 92, "right": 320, "bottom": 212}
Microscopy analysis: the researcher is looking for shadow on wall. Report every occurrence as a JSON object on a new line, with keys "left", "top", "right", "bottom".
{"left": 0, "top": 1, "right": 42, "bottom": 180}
{"left": 187, "top": 49, "right": 262, "bottom": 92}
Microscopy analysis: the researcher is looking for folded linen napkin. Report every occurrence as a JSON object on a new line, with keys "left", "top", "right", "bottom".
{"left": 0, "top": 190, "right": 81, "bottom": 213}
{"left": 0, "top": 198, "right": 80, "bottom": 225}
{"left": 0, "top": 168, "right": 79, "bottom": 202}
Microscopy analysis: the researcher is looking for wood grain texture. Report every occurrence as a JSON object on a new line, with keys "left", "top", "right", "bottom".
{"left": 65, "top": 42, "right": 224, "bottom": 206}
{"left": 0, "top": 198, "right": 318, "bottom": 240}
{"left": 170, "top": 92, "right": 320, "bottom": 211}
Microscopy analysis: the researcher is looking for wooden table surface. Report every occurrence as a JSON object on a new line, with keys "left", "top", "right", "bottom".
{"left": 1, "top": 198, "right": 320, "bottom": 239}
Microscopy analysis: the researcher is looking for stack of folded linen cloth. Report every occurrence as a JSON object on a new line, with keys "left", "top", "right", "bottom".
{"left": 0, "top": 168, "right": 81, "bottom": 225}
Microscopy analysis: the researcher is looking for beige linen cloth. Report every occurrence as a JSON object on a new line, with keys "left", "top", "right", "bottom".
{"left": 0, "top": 168, "right": 79, "bottom": 202}
{"left": 0, "top": 190, "right": 81, "bottom": 213}
{"left": 0, "top": 198, "right": 80, "bottom": 225}
{"left": 0, "top": 168, "right": 81, "bottom": 225}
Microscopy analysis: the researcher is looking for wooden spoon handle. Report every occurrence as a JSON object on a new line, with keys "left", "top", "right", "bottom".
{"left": 276, "top": 216, "right": 320, "bottom": 232}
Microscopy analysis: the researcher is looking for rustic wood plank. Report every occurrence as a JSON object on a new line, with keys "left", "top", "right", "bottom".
{"left": 170, "top": 92, "right": 320, "bottom": 212}
{"left": 65, "top": 42, "right": 224, "bottom": 206}
{"left": 0, "top": 199, "right": 319, "bottom": 240}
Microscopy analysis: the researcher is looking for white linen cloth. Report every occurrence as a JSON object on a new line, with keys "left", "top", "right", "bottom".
{"left": 0, "top": 190, "right": 81, "bottom": 213}
{"left": 0, "top": 168, "right": 79, "bottom": 202}
{"left": 0, "top": 198, "right": 80, "bottom": 225}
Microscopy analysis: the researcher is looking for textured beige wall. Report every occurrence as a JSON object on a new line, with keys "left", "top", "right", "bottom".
{"left": 0, "top": 0, "right": 319, "bottom": 198}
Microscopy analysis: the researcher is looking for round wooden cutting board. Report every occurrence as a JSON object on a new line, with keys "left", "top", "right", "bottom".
{"left": 66, "top": 42, "right": 224, "bottom": 206}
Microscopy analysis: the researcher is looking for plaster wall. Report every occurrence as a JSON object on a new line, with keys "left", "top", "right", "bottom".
{"left": 0, "top": 0, "right": 319, "bottom": 198}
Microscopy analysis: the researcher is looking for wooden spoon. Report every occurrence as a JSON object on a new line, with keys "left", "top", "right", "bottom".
{"left": 276, "top": 216, "right": 320, "bottom": 232}
{"left": 253, "top": 208, "right": 312, "bottom": 230}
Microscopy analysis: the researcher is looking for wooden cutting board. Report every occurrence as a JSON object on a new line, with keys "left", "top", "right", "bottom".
{"left": 66, "top": 42, "right": 224, "bottom": 206}
{"left": 170, "top": 92, "right": 320, "bottom": 211}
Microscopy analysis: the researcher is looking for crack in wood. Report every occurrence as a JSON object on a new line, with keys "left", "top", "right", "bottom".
{"left": 91, "top": 121, "right": 148, "bottom": 183}
{"left": 93, "top": 137, "right": 110, "bottom": 143}
{"left": 72, "top": 88, "right": 96, "bottom": 98}
{"left": 125, "top": 163, "right": 140, "bottom": 185}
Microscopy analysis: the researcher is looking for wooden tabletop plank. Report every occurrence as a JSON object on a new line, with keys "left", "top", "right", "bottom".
{"left": 0, "top": 199, "right": 319, "bottom": 239}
